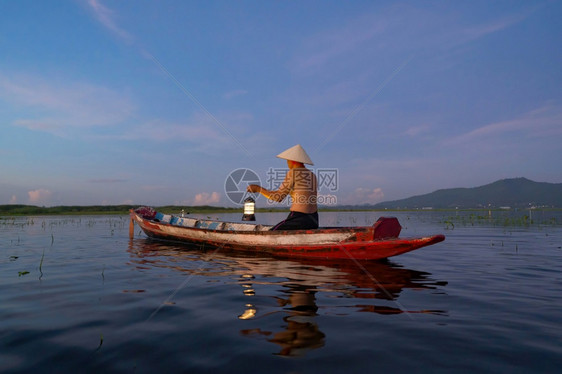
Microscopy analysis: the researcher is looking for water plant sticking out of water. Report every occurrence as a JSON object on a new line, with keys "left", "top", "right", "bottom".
{"left": 440, "top": 211, "right": 560, "bottom": 228}
{"left": 39, "top": 248, "right": 45, "bottom": 279}
{"left": 95, "top": 334, "right": 104, "bottom": 352}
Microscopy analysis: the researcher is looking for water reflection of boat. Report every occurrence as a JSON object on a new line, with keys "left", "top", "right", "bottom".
{"left": 128, "top": 239, "right": 447, "bottom": 356}
{"left": 240, "top": 284, "right": 326, "bottom": 356}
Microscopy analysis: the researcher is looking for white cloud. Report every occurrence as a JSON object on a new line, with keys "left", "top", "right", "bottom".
{"left": 193, "top": 192, "right": 221, "bottom": 205}
{"left": 107, "top": 110, "right": 261, "bottom": 155}
{"left": 86, "top": 0, "right": 133, "bottom": 43}
{"left": 444, "top": 102, "right": 562, "bottom": 147}
{"left": 129, "top": 120, "right": 226, "bottom": 142}
{"left": 460, "top": 11, "right": 532, "bottom": 45}
{"left": 9, "top": 195, "right": 17, "bottom": 204}
{"left": 28, "top": 189, "right": 53, "bottom": 205}
{"left": 0, "top": 73, "right": 134, "bottom": 136}
{"left": 343, "top": 187, "right": 385, "bottom": 205}
{"left": 86, "top": 1, "right": 256, "bottom": 157}
{"left": 292, "top": 12, "right": 390, "bottom": 72}
{"left": 404, "top": 124, "right": 431, "bottom": 137}
{"left": 0, "top": 75, "right": 262, "bottom": 154}
{"left": 292, "top": 4, "right": 534, "bottom": 76}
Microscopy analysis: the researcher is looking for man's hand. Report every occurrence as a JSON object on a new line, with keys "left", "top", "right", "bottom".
{"left": 247, "top": 184, "right": 261, "bottom": 193}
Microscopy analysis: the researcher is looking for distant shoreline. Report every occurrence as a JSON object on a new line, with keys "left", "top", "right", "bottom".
{"left": 1, "top": 204, "right": 560, "bottom": 216}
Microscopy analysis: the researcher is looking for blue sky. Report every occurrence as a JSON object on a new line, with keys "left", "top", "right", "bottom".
{"left": 1, "top": 0, "right": 561, "bottom": 207}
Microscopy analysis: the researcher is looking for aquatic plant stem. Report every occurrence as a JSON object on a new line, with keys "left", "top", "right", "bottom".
{"left": 39, "top": 248, "right": 45, "bottom": 279}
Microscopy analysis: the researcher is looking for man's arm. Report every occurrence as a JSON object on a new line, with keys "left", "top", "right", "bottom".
{"left": 247, "top": 170, "right": 293, "bottom": 202}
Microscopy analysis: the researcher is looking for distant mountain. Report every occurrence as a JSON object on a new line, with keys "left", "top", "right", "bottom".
{"left": 372, "top": 178, "right": 562, "bottom": 209}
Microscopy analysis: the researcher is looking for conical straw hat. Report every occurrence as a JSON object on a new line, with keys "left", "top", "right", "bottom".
{"left": 276, "top": 144, "right": 314, "bottom": 165}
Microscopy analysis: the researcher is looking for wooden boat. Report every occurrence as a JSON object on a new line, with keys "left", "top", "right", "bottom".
{"left": 129, "top": 207, "right": 445, "bottom": 260}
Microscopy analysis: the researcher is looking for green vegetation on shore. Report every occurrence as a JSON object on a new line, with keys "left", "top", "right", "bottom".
{"left": 440, "top": 212, "right": 559, "bottom": 228}
{"left": 2, "top": 204, "right": 561, "bottom": 217}
{"left": 0, "top": 204, "right": 338, "bottom": 216}
{"left": 0, "top": 204, "right": 242, "bottom": 216}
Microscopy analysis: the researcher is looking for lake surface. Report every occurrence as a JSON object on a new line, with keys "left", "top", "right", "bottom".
{"left": 1, "top": 210, "right": 561, "bottom": 373}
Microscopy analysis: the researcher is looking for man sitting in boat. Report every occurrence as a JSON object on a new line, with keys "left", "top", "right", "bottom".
{"left": 247, "top": 144, "right": 318, "bottom": 230}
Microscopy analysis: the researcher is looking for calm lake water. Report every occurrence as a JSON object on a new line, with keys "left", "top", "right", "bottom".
{"left": 1, "top": 210, "right": 561, "bottom": 373}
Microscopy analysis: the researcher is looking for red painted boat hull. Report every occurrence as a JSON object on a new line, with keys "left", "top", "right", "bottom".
{"left": 130, "top": 210, "right": 445, "bottom": 260}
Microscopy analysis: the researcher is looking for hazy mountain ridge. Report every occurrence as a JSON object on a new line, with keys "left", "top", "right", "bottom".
{"left": 372, "top": 178, "right": 562, "bottom": 209}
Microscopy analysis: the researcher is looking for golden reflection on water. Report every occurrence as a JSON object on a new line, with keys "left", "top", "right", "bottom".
{"left": 240, "top": 284, "right": 326, "bottom": 356}
{"left": 127, "top": 239, "right": 447, "bottom": 356}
